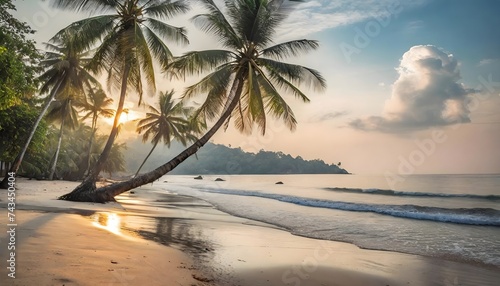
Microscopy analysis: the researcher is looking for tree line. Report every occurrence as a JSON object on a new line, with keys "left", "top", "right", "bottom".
{"left": 1, "top": 0, "right": 326, "bottom": 202}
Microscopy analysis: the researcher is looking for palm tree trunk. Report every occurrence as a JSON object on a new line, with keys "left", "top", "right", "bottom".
{"left": 59, "top": 63, "right": 131, "bottom": 197}
{"left": 59, "top": 76, "right": 244, "bottom": 202}
{"left": 135, "top": 141, "right": 159, "bottom": 178}
{"left": 84, "top": 114, "right": 98, "bottom": 177}
{"left": 48, "top": 117, "right": 65, "bottom": 180}
{"left": 92, "top": 63, "right": 131, "bottom": 176}
{"left": 0, "top": 79, "right": 63, "bottom": 188}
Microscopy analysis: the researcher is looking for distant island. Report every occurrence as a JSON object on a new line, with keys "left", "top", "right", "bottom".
{"left": 125, "top": 141, "right": 349, "bottom": 175}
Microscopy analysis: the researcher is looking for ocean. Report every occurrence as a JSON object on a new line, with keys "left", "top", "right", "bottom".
{"left": 155, "top": 174, "right": 500, "bottom": 267}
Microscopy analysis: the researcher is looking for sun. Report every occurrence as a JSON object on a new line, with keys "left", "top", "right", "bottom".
{"left": 102, "top": 110, "right": 141, "bottom": 126}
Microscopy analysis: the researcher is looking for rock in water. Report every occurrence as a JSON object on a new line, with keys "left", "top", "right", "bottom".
{"left": 215, "top": 178, "right": 225, "bottom": 182}
{"left": 275, "top": 181, "right": 284, "bottom": 185}
{"left": 194, "top": 175, "right": 203, "bottom": 180}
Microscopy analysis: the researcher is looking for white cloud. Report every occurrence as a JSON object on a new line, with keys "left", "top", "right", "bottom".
{"left": 350, "top": 45, "right": 476, "bottom": 133}
{"left": 278, "top": 0, "right": 428, "bottom": 39}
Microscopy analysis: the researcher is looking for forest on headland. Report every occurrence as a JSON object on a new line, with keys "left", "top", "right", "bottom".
{"left": 126, "top": 141, "right": 349, "bottom": 176}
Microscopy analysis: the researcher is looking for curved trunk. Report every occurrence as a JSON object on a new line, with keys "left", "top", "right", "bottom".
{"left": 59, "top": 76, "right": 244, "bottom": 203}
{"left": 135, "top": 141, "right": 159, "bottom": 178}
{"left": 63, "top": 63, "right": 132, "bottom": 196}
{"left": 91, "top": 63, "right": 131, "bottom": 178}
{"left": 0, "top": 79, "right": 63, "bottom": 188}
{"left": 48, "top": 116, "right": 66, "bottom": 180}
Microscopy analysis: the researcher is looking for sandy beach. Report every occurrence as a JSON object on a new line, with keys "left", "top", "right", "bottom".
{"left": 0, "top": 178, "right": 499, "bottom": 286}
{"left": 0, "top": 179, "right": 211, "bottom": 286}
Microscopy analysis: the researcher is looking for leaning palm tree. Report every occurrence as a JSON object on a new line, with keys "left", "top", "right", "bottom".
{"left": 79, "top": 89, "right": 115, "bottom": 176}
{"left": 46, "top": 96, "right": 80, "bottom": 180}
{"left": 134, "top": 90, "right": 198, "bottom": 177}
{"left": 60, "top": 0, "right": 325, "bottom": 202}
{"left": 50, "top": 0, "right": 190, "bottom": 195}
{"left": 0, "top": 30, "right": 100, "bottom": 188}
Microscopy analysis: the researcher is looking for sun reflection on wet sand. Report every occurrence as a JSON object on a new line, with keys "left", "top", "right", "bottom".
{"left": 91, "top": 212, "right": 122, "bottom": 236}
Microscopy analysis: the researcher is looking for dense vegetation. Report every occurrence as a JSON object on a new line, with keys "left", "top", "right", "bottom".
{"left": 126, "top": 141, "right": 349, "bottom": 175}
{"left": 0, "top": 0, "right": 44, "bottom": 179}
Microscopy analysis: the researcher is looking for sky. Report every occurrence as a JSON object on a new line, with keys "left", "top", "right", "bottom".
{"left": 11, "top": 0, "right": 500, "bottom": 175}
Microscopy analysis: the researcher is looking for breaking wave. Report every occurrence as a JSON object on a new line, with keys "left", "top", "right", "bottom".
{"left": 201, "top": 189, "right": 500, "bottom": 226}
{"left": 324, "top": 187, "right": 500, "bottom": 201}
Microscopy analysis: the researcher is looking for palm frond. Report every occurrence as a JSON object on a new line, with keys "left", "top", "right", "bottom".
{"left": 169, "top": 50, "right": 235, "bottom": 78}
{"left": 52, "top": 15, "right": 119, "bottom": 53}
{"left": 257, "top": 72, "right": 297, "bottom": 131}
{"left": 247, "top": 64, "right": 266, "bottom": 134}
{"left": 85, "top": 26, "right": 120, "bottom": 74}
{"left": 144, "top": 0, "right": 190, "bottom": 20}
{"left": 183, "top": 63, "right": 234, "bottom": 99}
{"left": 262, "top": 39, "right": 319, "bottom": 60}
{"left": 134, "top": 25, "right": 156, "bottom": 103}
{"left": 50, "top": 0, "right": 117, "bottom": 13}
{"left": 143, "top": 25, "right": 174, "bottom": 71}
{"left": 145, "top": 18, "right": 189, "bottom": 46}
{"left": 258, "top": 58, "right": 326, "bottom": 91}
{"left": 191, "top": 0, "right": 242, "bottom": 49}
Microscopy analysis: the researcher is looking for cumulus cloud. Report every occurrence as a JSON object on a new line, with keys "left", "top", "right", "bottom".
{"left": 350, "top": 45, "right": 476, "bottom": 133}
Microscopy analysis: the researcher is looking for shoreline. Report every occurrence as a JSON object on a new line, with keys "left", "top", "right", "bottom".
{"left": 0, "top": 179, "right": 212, "bottom": 286}
{"left": 1, "top": 178, "right": 499, "bottom": 285}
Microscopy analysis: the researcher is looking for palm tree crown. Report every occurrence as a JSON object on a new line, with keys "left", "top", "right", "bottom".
{"left": 39, "top": 30, "right": 101, "bottom": 104}
{"left": 170, "top": 0, "right": 326, "bottom": 135}
{"left": 51, "top": 0, "right": 190, "bottom": 103}
{"left": 134, "top": 90, "right": 199, "bottom": 176}
{"left": 137, "top": 90, "right": 194, "bottom": 147}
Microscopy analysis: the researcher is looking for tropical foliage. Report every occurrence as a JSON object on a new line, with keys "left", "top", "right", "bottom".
{"left": 169, "top": 0, "right": 326, "bottom": 134}
{"left": 19, "top": 126, "right": 126, "bottom": 180}
{"left": 50, "top": 0, "right": 191, "bottom": 192}
{"left": 62, "top": 0, "right": 325, "bottom": 202}
{"left": 135, "top": 90, "right": 201, "bottom": 176}
{"left": 45, "top": 96, "right": 81, "bottom": 179}
{"left": 0, "top": 104, "right": 48, "bottom": 164}
{"left": 0, "top": 0, "right": 42, "bottom": 109}
{"left": 0, "top": 0, "right": 43, "bottom": 187}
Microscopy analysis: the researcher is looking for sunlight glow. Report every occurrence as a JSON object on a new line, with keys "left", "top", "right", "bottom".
{"left": 92, "top": 212, "right": 122, "bottom": 236}
{"left": 103, "top": 110, "right": 141, "bottom": 126}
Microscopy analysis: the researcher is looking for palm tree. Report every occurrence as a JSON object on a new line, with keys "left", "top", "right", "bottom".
{"left": 59, "top": 0, "right": 325, "bottom": 202}
{"left": 45, "top": 96, "right": 80, "bottom": 180}
{"left": 135, "top": 90, "right": 198, "bottom": 177}
{"left": 50, "top": 0, "right": 190, "bottom": 194}
{"left": 0, "top": 30, "right": 100, "bottom": 188}
{"left": 79, "top": 89, "right": 115, "bottom": 176}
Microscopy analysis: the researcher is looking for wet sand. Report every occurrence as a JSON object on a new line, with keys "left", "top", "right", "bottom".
{"left": 0, "top": 179, "right": 211, "bottom": 286}
{"left": 1, "top": 178, "right": 499, "bottom": 285}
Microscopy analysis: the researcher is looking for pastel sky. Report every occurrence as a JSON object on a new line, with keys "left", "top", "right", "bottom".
{"left": 12, "top": 0, "right": 500, "bottom": 174}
